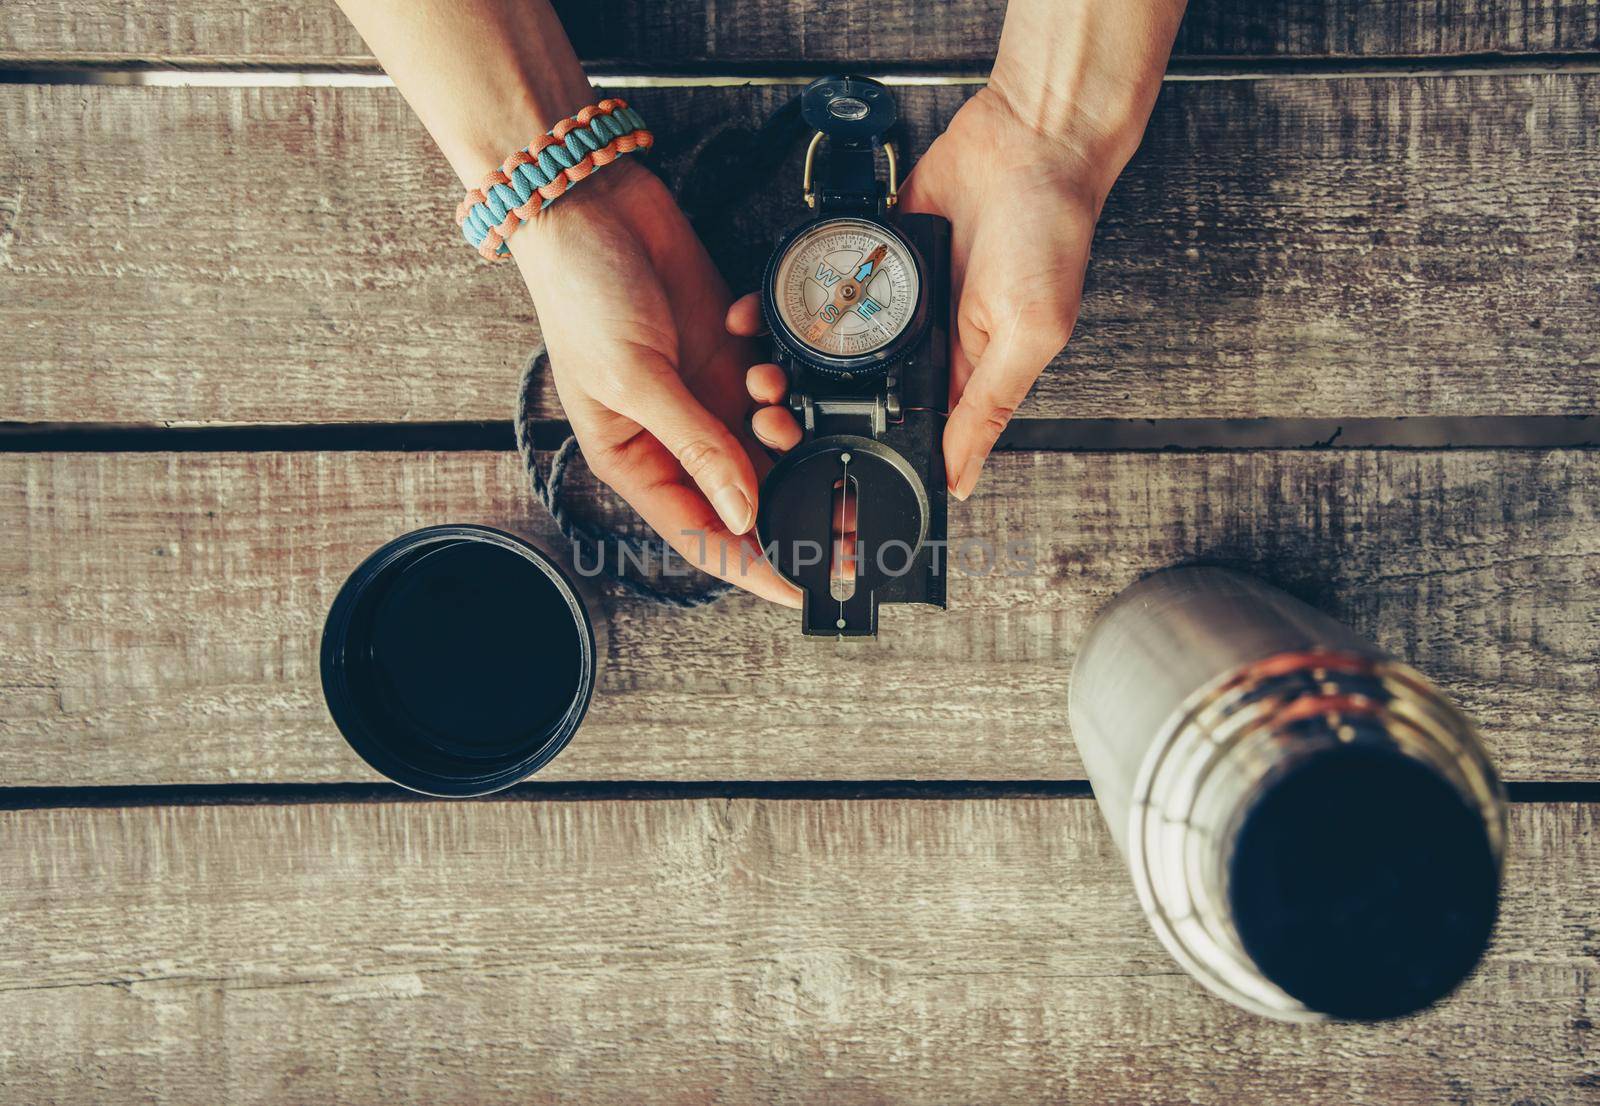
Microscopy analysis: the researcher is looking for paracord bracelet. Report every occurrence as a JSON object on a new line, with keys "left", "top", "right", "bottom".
{"left": 455, "top": 98, "right": 652, "bottom": 262}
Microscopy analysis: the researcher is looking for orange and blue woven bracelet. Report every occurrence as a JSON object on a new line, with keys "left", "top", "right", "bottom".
{"left": 456, "top": 98, "right": 653, "bottom": 262}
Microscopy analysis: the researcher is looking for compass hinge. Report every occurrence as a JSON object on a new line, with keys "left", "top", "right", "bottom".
{"left": 790, "top": 380, "right": 900, "bottom": 437}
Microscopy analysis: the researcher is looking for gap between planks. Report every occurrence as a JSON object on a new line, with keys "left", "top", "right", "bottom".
{"left": 2, "top": 416, "right": 1596, "bottom": 454}
{"left": 6, "top": 52, "right": 1600, "bottom": 86}
{"left": 0, "top": 780, "right": 1591, "bottom": 812}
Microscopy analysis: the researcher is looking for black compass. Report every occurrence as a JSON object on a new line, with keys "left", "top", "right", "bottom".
{"left": 755, "top": 75, "right": 950, "bottom": 638}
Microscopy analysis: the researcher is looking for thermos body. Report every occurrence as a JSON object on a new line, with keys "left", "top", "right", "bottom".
{"left": 1070, "top": 567, "right": 1507, "bottom": 1021}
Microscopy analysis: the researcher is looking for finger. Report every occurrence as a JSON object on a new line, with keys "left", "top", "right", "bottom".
{"left": 948, "top": 328, "right": 980, "bottom": 418}
{"left": 645, "top": 496, "right": 803, "bottom": 609}
{"left": 830, "top": 475, "right": 858, "bottom": 589}
{"left": 587, "top": 433, "right": 802, "bottom": 608}
{"left": 830, "top": 532, "right": 859, "bottom": 586}
{"left": 734, "top": 421, "right": 776, "bottom": 483}
{"left": 725, "top": 292, "right": 767, "bottom": 338}
{"left": 943, "top": 326, "right": 1060, "bottom": 501}
{"left": 745, "top": 362, "right": 789, "bottom": 405}
{"left": 832, "top": 481, "right": 859, "bottom": 533}
{"left": 751, "top": 405, "right": 803, "bottom": 453}
{"left": 609, "top": 367, "right": 761, "bottom": 535}
{"left": 897, "top": 167, "right": 944, "bottom": 219}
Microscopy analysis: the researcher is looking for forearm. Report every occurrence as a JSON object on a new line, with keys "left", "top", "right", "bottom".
{"left": 989, "top": 0, "right": 1186, "bottom": 196}
{"left": 335, "top": 0, "right": 594, "bottom": 189}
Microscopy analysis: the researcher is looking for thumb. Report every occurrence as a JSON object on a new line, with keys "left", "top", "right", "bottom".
{"left": 943, "top": 326, "right": 1059, "bottom": 501}
{"left": 897, "top": 166, "right": 946, "bottom": 220}
{"left": 611, "top": 364, "right": 761, "bottom": 535}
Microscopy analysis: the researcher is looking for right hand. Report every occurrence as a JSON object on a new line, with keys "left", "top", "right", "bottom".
{"left": 511, "top": 159, "right": 800, "bottom": 607}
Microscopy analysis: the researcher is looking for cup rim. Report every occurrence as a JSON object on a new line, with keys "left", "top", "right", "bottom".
{"left": 320, "top": 524, "right": 598, "bottom": 796}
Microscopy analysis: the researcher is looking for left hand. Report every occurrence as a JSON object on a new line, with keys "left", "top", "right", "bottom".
{"left": 728, "top": 86, "right": 1105, "bottom": 499}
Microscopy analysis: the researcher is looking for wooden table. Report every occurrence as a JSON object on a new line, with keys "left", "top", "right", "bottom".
{"left": 3, "top": 2, "right": 1597, "bottom": 1101}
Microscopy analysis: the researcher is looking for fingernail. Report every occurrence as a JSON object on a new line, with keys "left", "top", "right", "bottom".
{"left": 713, "top": 486, "right": 755, "bottom": 534}
{"left": 950, "top": 455, "right": 985, "bottom": 502}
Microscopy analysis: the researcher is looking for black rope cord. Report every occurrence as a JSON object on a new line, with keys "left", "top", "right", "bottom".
{"left": 515, "top": 96, "right": 809, "bottom": 607}
{"left": 516, "top": 350, "right": 731, "bottom": 609}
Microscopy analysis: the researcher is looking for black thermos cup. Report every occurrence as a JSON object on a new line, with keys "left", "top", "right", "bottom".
{"left": 1069, "top": 567, "right": 1506, "bottom": 1021}
{"left": 321, "top": 525, "right": 602, "bottom": 796}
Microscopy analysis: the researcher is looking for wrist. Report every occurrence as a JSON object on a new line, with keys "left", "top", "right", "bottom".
{"left": 961, "top": 84, "right": 1119, "bottom": 212}
{"left": 507, "top": 156, "right": 653, "bottom": 265}
{"left": 982, "top": 71, "right": 1152, "bottom": 203}
{"left": 985, "top": 0, "right": 1182, "bottom": 198}
{"left": 439, "top": 74, "right": 598, "bottom": 190}
{"left": 456, "top": 100, "right": 655, "bottom": 262}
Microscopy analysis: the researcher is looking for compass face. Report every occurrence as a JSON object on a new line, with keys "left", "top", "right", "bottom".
{"left": 769, "top": 218, "right": 922, "bottom": 371}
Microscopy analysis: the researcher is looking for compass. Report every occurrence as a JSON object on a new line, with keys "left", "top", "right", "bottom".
{"left": 762, "top": 217, "right": 928, "bottom": 380}
{"left": 753, "top": 75, "right": 951, "bottom": 638}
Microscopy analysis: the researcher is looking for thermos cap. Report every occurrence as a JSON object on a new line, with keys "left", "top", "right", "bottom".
{"left": 321, "top": 525, "right": 599, "bottom": 796}
{"left": 1126, "top": 647, "right": 1506, "bottom": 1021}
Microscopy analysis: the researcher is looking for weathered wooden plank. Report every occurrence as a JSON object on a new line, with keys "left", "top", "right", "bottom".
{"left": 2, "top": 448, "right": 1594, "bottom": 787}
{"left": 3, "top": 1, "right": 1598, "bottom": 65}
{"left": 1171, "top": 0, "right": 1600, "bottom": 58}
{"left": 0, "top": 798, "right": 1593, "bottom": 1104}
{"left": 3, "top": 77, "right": 1597, "bottom": 427}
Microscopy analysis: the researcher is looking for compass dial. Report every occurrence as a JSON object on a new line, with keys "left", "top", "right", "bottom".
{"left": 767, "top": 218, "right": 923, "bottom": 374}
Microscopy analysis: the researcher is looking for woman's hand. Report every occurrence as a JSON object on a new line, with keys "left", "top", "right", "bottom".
{"left": 726, "top": 88, "right": 1102, "bottom": 499}
{"left": 332, "top": 0, "right": 800, "bottom": 605}
{"left": 898, "top": 88, "right": 1102, "bottom": 499}
{"left": 730, "top": 0, "right": 1183, "bottom": 503}
{"left": 514, "top": 160, "right": 799, "bottom": 606}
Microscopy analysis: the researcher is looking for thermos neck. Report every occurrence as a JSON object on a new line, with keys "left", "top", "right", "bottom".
{"left": 1126, "top": 649, "right": 1505, "bottom": 1020}
{"left": 1069, "top": 567, "right": 1507, "bottom": 1021}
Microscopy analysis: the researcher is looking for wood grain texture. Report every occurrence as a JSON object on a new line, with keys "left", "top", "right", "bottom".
{"left": 3, "top": 77, "right": 1598, "bottom": 427}
{"left": 3, "top": 0, "right": 1598, "bottom": 65}
{"left": 0, "top": 797, "right": 1594, "bottom": 1104}
{"left": 2, "top": 448, "right": 1594, "bottom": 787}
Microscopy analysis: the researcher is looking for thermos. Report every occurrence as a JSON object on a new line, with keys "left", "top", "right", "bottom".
{"left": 1069, "top": 567, "right": 1506, "bottom": 1021}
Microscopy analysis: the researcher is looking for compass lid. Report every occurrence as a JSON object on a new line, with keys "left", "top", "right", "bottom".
{"left": 801, "top": 75, "right": 897, "bottom": 145}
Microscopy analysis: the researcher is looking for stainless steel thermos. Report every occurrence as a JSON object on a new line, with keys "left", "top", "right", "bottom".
{"left": 1069, "top": 567, "right": 1506, "bottom": 1021}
